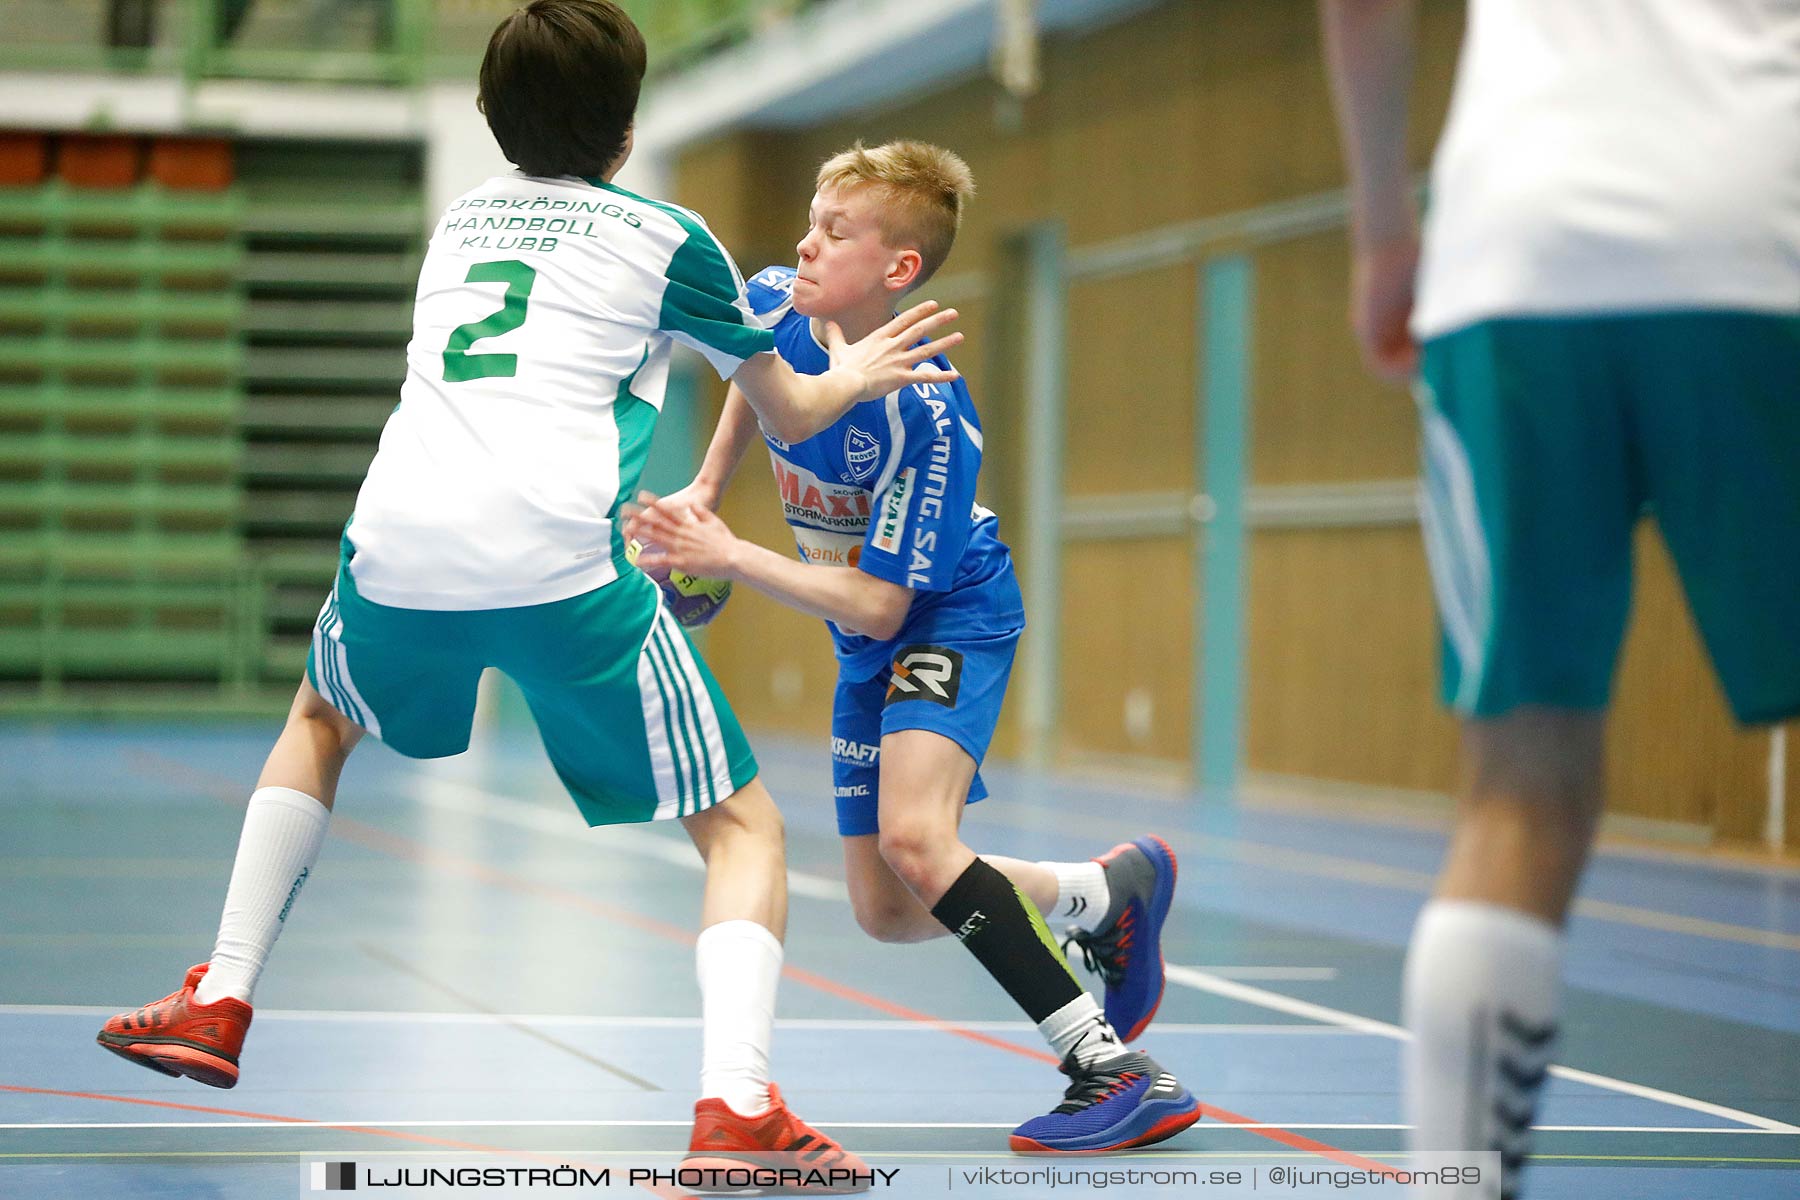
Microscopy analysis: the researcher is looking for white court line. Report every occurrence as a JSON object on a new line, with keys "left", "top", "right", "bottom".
{"left": 39, "top": 775, "right": 1783, "bottom": 1139}
{"left": 1165, "top": 964, "right": 1800, "bottom": 1135}
{"left": 389, "top": 779, "right": 1800, "bottom": 1136}
{"left": 0, "top": 1006, "right": 1354, "bottom": 1034}
{"left": 1, "top": 1120, "right": 1787, "bottom": 1134}
{"left": 1195, "top": 967, "right": 1338, "bottom": 981}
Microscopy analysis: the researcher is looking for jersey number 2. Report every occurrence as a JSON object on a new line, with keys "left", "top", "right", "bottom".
{"left": 443, "top": 259, "right": 537, "bottom": 382}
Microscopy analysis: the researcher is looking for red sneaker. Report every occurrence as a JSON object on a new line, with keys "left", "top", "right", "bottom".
{"left": 681, "top": 1083, "right": 872, "bottom": 1194}
{"left": 95, "top": 963, "right": 251, "bottom": 1089}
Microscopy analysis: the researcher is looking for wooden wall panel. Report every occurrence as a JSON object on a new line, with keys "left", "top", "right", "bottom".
{"left": 1064, "top": 266, "right": 1197, "bottom": 496}
{"left": 714, "top": 1, "right": 1466, "bottom": 286}
{"left": 665, "top": 2, "right": 1798, "bottom": 850}
{"left": 1788, "top": 721, "right": 1800, "bottom": 854}
{"left": 1251, "top": 232, "right": 1421, "bottom": 485}
{"left": 1056, "top": 537, "right": 1194, "bottom": 763}
{"left": 1245, "top": 525, "right": 1459, "bottom": 791}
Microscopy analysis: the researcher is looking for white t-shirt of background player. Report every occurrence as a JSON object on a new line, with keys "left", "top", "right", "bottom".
{"left": 345, "top": 173, "right": 772, "bottom": 610}
{"left": 1413, "top": 0, "right": 1800, "bottom": 338}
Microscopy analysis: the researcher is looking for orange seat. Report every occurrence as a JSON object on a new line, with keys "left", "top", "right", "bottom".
{"left": 0, "top": 132, "right": 49, "bottom": 185}
{"left": 148, "top": 138, "right": 234, "bottom": 192}
{"left": 59, "top": 136, "right": 143, "bottom": 189}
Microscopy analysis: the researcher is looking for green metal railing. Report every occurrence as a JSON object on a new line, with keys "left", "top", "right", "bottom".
{"left": 0, "top": 169, "right": 257, "bottom": 705}
{"left": 0, "top": 0, "right": 813, "bottom": 86}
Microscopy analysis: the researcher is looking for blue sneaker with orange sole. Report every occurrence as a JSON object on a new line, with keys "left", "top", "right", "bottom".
{"left": 1066, "top": 836, "right": 1177, "bottom": 1043}
{"left": 1009, "top": 1049, "right": 1200, "bottom": 1153}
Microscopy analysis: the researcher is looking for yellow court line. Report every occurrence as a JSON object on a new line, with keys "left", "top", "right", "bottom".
{"left": 1532, "top": 1155, "right": 1800, "bottom": 1165}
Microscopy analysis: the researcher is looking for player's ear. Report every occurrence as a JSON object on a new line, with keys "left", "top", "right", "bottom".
{"left": 888, "top": 249, "right": 923, "bottom": 295}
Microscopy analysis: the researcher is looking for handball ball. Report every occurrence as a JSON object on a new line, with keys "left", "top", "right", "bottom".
{"left": 627, "top": 538, "right": 733, "bottom": 628}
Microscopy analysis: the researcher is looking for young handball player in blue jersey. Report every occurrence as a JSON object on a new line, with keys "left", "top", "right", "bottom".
{"left": 629, "top": 141, "right": 1201, "bottom": 1153}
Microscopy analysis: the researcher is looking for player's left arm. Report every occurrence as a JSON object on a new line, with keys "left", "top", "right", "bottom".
{"left": 631, "top": 503, "right": 914, "bottom": 639}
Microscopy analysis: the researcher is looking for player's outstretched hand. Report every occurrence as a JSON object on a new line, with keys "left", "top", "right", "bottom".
{"left": 824, "top": 300, "right": 963, "bottom": 399}
{"left": 632, "top": 500, "right": 741, "bottom": 581}
{"left": 622, "top": 482, "right": 718, "bottom": 548}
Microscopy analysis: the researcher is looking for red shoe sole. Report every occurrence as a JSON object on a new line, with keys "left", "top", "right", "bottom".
{"left": 96, "top": 1036, "right": 239, "bottom": 1089}
{"left": 1007, "top": 1106, "right": 1201, "bottom": 1155}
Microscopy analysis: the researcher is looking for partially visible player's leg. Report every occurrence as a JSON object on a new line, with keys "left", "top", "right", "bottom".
{"left": 93, "top": 679, "right": 358, "bottom": 1089}
{"left": 200, "top": 679, "right": 364, "bottom": 1006}
{"left": 685, "top": 774, "right": 787, "bottom": 936}
{"left": 846, "top": 839, "right": 1116, "bottom": 944}
{"left": 842, "top": 834, "right": 939, "bottom": 943}
{"left": 873, "top": 727, "right": 1198, "bottom": 1152}
{"left": 98, "top": 567, "right": 484, "bottom": 1089}
{"left": 682, "top": 777, "right": 787, "bottom": 1119}
{"left": 1436, "top": 710, "right": 1605, "bottom": 921}
{"left": 836, "top": 635, "right": 1179, "bottom": 1042}
{"left": 1406, "top": 710, "right": 1603, "bottom": 1196}
{"left": 680, "top": 780, "right": 869, "bottom": 1192}
{"left": 519, "top": 584, "right": 871, "bottom": 1191}
{"left": 1406, "top": 318, "right": 1638, "bottom": 1197}
{"left": 874, "top": 731, "right": 1117, "bottom": 1059}
{"left": 256, "top": 677, "right": 365, "bottom": 809}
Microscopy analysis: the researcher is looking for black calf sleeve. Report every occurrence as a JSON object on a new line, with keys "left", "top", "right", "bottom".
{"left": 930, "top": 857, "right": 1084, "bottom": 1024}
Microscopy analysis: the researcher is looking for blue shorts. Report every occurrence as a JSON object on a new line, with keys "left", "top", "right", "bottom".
{"left": 830, "top": 626, "right": 1022, "bottom": 836}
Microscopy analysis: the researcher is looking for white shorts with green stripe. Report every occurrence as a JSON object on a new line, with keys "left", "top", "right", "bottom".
{"left": 305, "top": 559, "right": 757, "bottom": 827}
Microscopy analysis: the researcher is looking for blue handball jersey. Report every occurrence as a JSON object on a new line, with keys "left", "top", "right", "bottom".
{"left": 745, "top": 265, "right": 1024, "bottom": 679}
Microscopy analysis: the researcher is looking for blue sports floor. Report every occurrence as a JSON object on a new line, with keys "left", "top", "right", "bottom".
{"left": 2, "top": 721, "right": 1797, "bottom": 1198}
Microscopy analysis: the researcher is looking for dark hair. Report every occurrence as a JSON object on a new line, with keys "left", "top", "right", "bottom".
{"left": 478, "top": 1, "right": 647, "bottom": 179}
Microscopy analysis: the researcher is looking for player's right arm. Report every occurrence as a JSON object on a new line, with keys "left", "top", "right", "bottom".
{"left": 1319, "top": 0, "right": 1420, "bottom": 382}
{"left": 730, "top": 302, "right": 961, "bottom": 444}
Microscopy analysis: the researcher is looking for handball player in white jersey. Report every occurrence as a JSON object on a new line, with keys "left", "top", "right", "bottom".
{"left": 96, "top": 3, "right": 962, "bottom": 1189}
{"left": 1322, "top": 2, "right": 1799, "bottom": 1195}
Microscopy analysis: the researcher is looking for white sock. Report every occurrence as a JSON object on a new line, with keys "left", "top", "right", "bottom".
{"left": 195, "top": 787, "right": 331, "bottom": 1006}
{"left": 1404, "top": 900, "right": 1561, "bottom": 1200}
{"left": 1045, "top": 861, "right": 1110, "bottom": 932}
{"left": 696, "top": 919, "right": 781, "bottom": 1116}
{"left": 1038, "top": 993, "right": 1124, "bottom": 1068}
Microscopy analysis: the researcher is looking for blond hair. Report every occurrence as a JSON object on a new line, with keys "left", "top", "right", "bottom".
{"left": 815, "top": 140, "right": 975, "bottom": 289}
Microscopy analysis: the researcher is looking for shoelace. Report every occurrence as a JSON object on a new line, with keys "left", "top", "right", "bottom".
{"left": 1063, "top": 906, "right": 1137, "bottom": 988}
{"left": 1053, "top": 1063, "right": 1145, "bottom": 1114}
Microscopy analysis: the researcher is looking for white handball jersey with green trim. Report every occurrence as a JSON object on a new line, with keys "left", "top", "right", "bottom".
{"left": 345, "top": 172, "right": 773, "bottom": 611}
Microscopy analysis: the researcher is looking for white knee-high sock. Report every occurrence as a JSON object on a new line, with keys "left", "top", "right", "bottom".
{"left": 194, "top": 787, "right": 330, "bottom": 1006}
{"left": 1404, "top": 900, "right": 1562, "bottom": 1200}
{"left": 696, "top": 919, "right": 781, "bottom": 1116}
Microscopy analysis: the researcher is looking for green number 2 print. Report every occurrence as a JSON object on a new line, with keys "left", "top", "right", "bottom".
{"left": 443, "top": 259, "right": 538, "bottom": 382}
